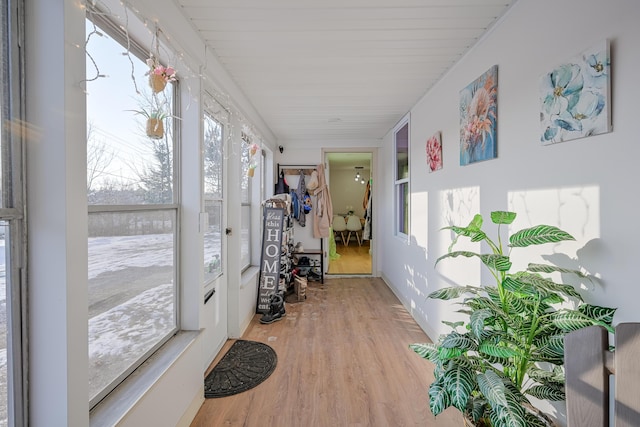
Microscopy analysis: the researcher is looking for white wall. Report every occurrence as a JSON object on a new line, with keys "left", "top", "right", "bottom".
{"left": 329, "top": 168, "right": 370, "bottom": 219}
{"left": 380, "top": 0, "right": 640, "bottom": 422}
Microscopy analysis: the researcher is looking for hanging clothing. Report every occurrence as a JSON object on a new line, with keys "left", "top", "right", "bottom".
{"left": 295, "top": 170, "right": 307, "bottom": 227}
{"left": 274, "top": 170, "right": 289, "bottom": 195}
{"left": 363, "top": 189, "right": 372, "bottom": 241}
{"left": 362, "top": 180, "right": 371, "bottom": 212}
{"left": 313, "top": 163, "right": 333, "bottom": 239}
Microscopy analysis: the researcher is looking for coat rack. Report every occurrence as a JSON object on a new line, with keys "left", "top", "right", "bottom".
{"left": 277, "top": 163, "right": 316, "bottom": 176}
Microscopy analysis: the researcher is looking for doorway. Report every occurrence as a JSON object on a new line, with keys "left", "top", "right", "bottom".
{"left": 325, "top": 152, "right": 373, "bottom": 275}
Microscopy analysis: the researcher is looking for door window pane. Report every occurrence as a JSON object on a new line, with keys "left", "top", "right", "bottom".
{"left": 203, "top": 114, "right": 223, "bottom": 281}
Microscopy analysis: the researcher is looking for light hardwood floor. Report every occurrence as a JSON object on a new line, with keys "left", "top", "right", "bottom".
{"left": 190, "top": 277, "right": 461, "bottom": 427}
{"left": 327, "top": 241, "right": 372, "bottom": 275}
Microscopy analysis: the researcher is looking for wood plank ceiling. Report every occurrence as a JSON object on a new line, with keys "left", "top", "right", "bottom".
{"left": 175, "top": 0, "right": 516, "bottom": 145}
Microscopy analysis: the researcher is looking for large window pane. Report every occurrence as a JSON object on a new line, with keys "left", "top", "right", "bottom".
{"left": 1, "top": 1, "right": 25, "bottom": 425}
{"left": 0, "top": 223, "right": 7, "bottom": 425}
{"left": 240, "top": 137, "right": 251, "bottom": 269}
{"left": 88, "top": 210, "right": 176, "bottom": 402}
{"left": 395, "top": 122, "right": 409, "bottom": 180}
{"left": 203, "top": 114, "right": 223, "bottom": 282}
{"left": 396, "top": 183, "right": 409, "bottom": 235}
{"left": 86, "top": 11, "right": 179, "bottom": 407}
{"left": 86, "top": 19, "right": 174, "bottom": 205}
{"left": 394, "top": 117, "right": 409, "bottom": 237}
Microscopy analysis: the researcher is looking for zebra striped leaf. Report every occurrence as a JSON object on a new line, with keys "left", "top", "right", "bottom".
{"left": 509, "top": 225, "right": 575, "bottom": 247}
{"left": 428, "top": 382, "right": 450, "bottom": 416}
{"left": 443, "top": 364, "right": 476, "bottom": 412}
{"left": 409, "top": 342, "right": 439, "bottom": 363}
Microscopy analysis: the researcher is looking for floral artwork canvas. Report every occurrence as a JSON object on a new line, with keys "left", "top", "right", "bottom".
{"left": 426, "top": 131, "right": 443, "bottom": 172}
{"left": 539, "top": 40, "right": 611, "bottom": 144}
{"left": 460, "top": 65, "right": 498, "bottom": 165}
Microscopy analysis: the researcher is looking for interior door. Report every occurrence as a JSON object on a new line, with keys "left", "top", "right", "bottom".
{"left": 202, "top": 105, "right": 228, "bottom": 367}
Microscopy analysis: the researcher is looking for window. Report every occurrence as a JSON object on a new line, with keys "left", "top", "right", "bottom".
{"left": 0, "top": 1, "right": 27, "bottom": 425}
{"left": 85, "top": 13, "right": 178, "bottom": 406}
{"left": 240, "top": 133, "right": 254, "bottom": 270}
{"left": 394, "top": 116, "right": 410, "bottom": 237}
{"left": 203, "top": 112, "right": 223, "bottom": 282}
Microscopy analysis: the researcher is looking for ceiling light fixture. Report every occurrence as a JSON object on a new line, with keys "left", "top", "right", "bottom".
{"left": 354, "top": 166, "right": 365, "bottom": 184}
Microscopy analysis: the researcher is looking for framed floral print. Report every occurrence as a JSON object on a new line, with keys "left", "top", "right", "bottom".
{"left": 460, "top": 65, "right": 498, "bottom": 165}
{"left": 426, "top": 131, "right": 443, "bottom": 172}
{"left": 539, "top": 40, "right": 611, "bottom": 144}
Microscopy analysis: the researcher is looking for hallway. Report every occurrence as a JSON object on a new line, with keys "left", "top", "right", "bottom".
{"left": 190, "top": 277, "right": 460, "bottom": 427}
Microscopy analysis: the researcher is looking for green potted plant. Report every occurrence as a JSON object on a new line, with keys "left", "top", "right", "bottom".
{"left": 410, "top": 211, "right": 616, "bottom": 427}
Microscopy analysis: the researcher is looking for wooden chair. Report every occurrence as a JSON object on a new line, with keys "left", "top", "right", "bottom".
{"left": 564, "top": 323, "right": 640, "bottom": 427}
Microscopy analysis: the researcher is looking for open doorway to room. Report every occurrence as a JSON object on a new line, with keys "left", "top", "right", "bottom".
{"left": 325, "top": 152, "right": 372, "bottom": 275}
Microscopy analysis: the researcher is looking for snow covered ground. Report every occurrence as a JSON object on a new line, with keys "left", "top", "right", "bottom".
{"left": 0, "top": 231, "right": 225, "bottom": 417}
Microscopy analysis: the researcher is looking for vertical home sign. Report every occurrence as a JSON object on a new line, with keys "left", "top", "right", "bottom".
{"left": 256, "top": 206, "right": 284, "bottom": 313}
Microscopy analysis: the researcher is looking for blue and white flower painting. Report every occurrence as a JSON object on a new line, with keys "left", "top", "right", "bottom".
{"left": 540, "top": 40, "right": 611, "bottom": 144}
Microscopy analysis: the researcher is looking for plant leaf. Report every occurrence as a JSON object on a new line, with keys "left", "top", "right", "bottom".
{"left": 435, "top": 250, "right": 478, "bottom": 266}
{"left": 477, "top": 370, "right": 508, "bottom": 408}
{"left": 470, "top": 309, "right": 493, "bottom": 339}
{"left": 509, "top": 225, "right": 575, "bottom": 247}
{"left": 526, "top": 384, "right": 566, "bottom": 401}
{"left": 442, "top": 320, "right": 465, "bottom": 329}
{"left": 441, "top": 332, "right": 477, "bottom": 351}
{"left": 409, "top": 343, "right": 439, "bottom": 363}
{"left": 491, "top": 211, "right": 517, "bottom": 225}
{"left": 428, "top": 286, "right": 476, "bottom": 300}
{"left": 443, "top": 363, "right": 476, "bottom": 412}
{"left": 428, "top": 382, "right": 450, "bottom": 416}
{"left": 527, "top": 262, "right": 587, "bottom": 277}
{"left": 480, "top": 254, "right": 512, "bottom": 271}
{"left": 479, "top": 342, "right": 520, "bottom": 359}
{"left": 516, "top": 272, "right": 583, "bottom": 301}
{"left": 502, "top": 276, "right": 539, "bottom": 297}
{"left": 551, "top": 310, "right": 602, "bottom": 332}
{"left": 579, "top": 304, "right": 617, "bottom": 326}
{"left": 438, "top": 346, "right": 464, "bottom": 360}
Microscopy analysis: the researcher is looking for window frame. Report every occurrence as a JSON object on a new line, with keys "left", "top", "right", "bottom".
{"left": 393, "top": 113, "right": 410, "bottom": 239}
{"left": 240, "top": 132, "right": 253, "bottom": 271}
{"left": 85, "top": 10, "right": 180, "bottom": 408}
{"left": 1, "top": 0, "right": 28, "bottom": 425}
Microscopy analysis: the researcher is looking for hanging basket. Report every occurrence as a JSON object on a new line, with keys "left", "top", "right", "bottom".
{"left": 247, "top": 167, "right": 255, "bottom": 177}
{"left": 146, "top": 118, "right": 164, "bottom": 139}
{"left": 149, "top": 73, "right": 167, "bottom": 93}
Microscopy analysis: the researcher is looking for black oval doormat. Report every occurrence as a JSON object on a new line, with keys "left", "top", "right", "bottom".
{"left": 204, "top": 339, "right": 277, "bottom": 398}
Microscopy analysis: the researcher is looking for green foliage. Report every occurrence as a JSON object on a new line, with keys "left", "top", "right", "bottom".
{"left": 410, "top": 211, "right": 616, "bottom": 427}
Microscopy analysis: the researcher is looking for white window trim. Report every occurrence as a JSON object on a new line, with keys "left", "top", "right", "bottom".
{"left": 393, "top": 113, "right": 410, "bottom": 240}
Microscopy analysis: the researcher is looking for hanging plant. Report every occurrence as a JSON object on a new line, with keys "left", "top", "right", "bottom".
{"left": 146, "top": 56, "right": 177, "bottom": 93}
{"left": 146, "top": 116, "right": 164, "bottom": 139}
{"left": 246, "top": 143, "right": 260, "bottom": 177}
{"left": 129, "top": 108, "right": 170, "bottom": 139}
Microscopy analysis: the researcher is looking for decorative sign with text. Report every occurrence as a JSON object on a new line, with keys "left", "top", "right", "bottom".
{"left": 256, "top": 206, "right": 284, "bottom": 313}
